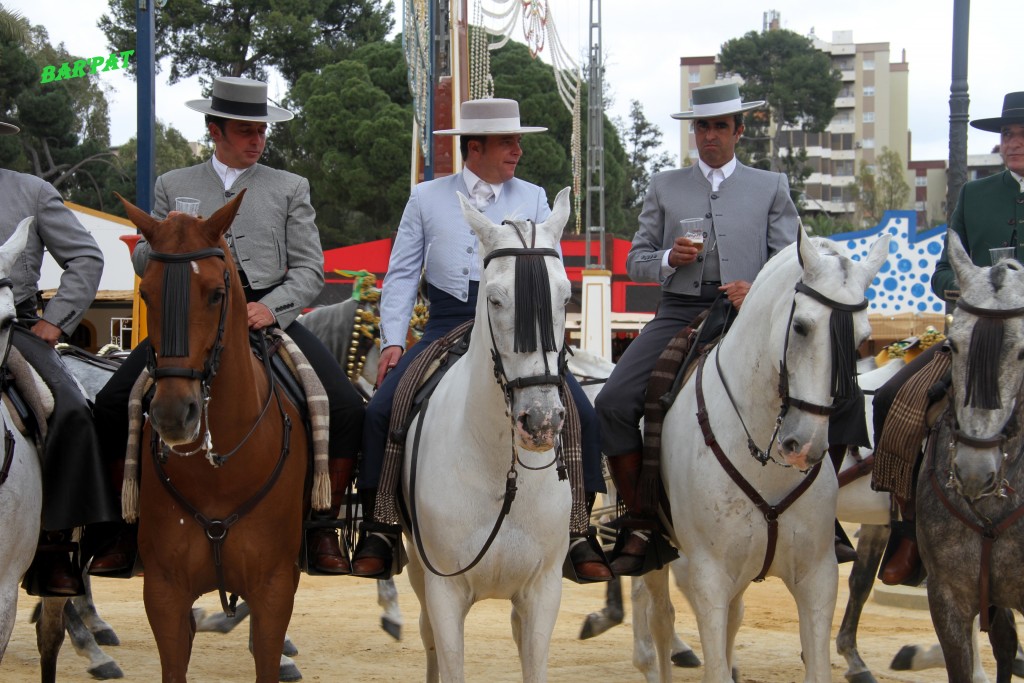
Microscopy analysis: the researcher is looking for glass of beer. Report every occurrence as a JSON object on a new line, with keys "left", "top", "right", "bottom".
{"left": 680, "top": 217, "right": 707, "bottom": 251}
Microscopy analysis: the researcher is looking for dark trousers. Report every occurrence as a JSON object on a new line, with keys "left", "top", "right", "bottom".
{"left": 93, "top": 321, "right": 365, "bottom": 468}
{"left": 596, "top": 287, "right": 719, "bottom": 457}
{"left": 360, "top": 284, "right": 604, "bottom": 493}
{"left": 11, "top": 326, "right": 119, "bottom": 530}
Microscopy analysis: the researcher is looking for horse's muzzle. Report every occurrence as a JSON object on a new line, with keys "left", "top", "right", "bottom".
{"left": 149, "top": 388, "right": 203, "bottom": 446}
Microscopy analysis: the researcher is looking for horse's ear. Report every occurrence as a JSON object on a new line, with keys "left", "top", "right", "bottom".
{"left": 201, "top": 188, "right": 247, "bottom": 241}
{"left": 459, "top": 191, "right": 497, "bottom": 244}
{"left": 0, "top": 216, "right": 31, "bottom": 275}
{"left": 115, "top": 192, "right": 160, "bottom": 240}
{"left": 946, "top": 229, "right": 975, "bottom": 285}
{"left": 539, "top": 187, "right": 571, "bottom": 243}
{"left": 796, "top": 222, "right": 820, "bottom": 273}
{"left": 858, "top": 233, "right": 892, "bottom": 287}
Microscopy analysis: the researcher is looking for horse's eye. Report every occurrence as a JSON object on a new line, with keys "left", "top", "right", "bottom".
{"left": 948, "top": 340, "right": 959, "bottom": 354}
{"left": 792, "top": 321, "right": 809, "bottom": 337}
{"left": 488, "top": 297, "right": 502, "bottom": 308}
{"left": 1017, "top": 347, "right": 1024, "bottom": 361}
{"left": 209, "top": 289, "right": 225, "bottom": 305}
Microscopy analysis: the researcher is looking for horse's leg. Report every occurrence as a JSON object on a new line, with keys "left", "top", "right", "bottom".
{"left": 642, "top": 568, "right": 677, "bottom": 683}
{"left": 36, "top": 597, "right": 67, "bottom": 683}
{"left": 926, "top": 580, "right": 978, "bottom": 683}
{"left": 144, "top": 578, "right": 195, "bottom": 682}
{"left": 63, "top": 598, "right": 124, "bottom": 680}
{"left": 989, "top": 608, "right": 1018, "bottom": 683}
{"left": 247, "top": 570, "right": 299, "bottom": 683}
{"left": 681, "top": 557, "right": 735, "bottom": 682}
{"left": 667, "top": 558, "right": 700, "bottom": 668}
{"left": 377, "top": 577, "right": 403, "bottom": 641}
{"left": 629, "top": 574, "right": 659, "bottom": 683}
{"left": 247, "top": 619, "right": 302, "bottom": 682}
{"left": 579, "top": 576, "right": 624, "bottom": 640}
{"left": 836, "top": 523, "right": 888, "bottom": 683}
{"left": 193, "top": 599, "right": 251, "bottom": 633}
{"left": 76, "top": 574, "right": 120, "bottom": 645}
{"left": 0, "top": 579, "right": 18, "bottom": 662}
{"left": 421, "top": 577, "right": 470, "bottom": 683}
{"left": 787, "top": 555, "right": 838, "bottom": 683}
{"left": 407, "top": 556, "right": 438, "bottom": 683}
{"left": 510, "top": 572, "right": 561, "bottom": 683}
{"left": 725, "top": 592, "right": 744, "bottom": 681}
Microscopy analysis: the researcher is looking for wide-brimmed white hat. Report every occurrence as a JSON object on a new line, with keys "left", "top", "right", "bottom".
{"left": 434, "top": 98, "right": 546, "bottom": 136}
{"left": 186, "top": 76, "right": 294, "bottom": 123}
{"left": 0, "top": 122, "right": 19, "bottom": 135}
{"left": 671, "top": 82, "right": 765, "bottom": 120}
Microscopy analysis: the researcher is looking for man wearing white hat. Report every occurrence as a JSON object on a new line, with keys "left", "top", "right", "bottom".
{"left": 596, "top": 82, "right": 800, "bottom": 575}
{"left": 352, "top": 98, "right": 612, "bottom": 582}
{"left": 91, "top": 77, "right": 365, "bottom": 576}
{"left": 0, "top": 120, "right": 113, "bottom": 596}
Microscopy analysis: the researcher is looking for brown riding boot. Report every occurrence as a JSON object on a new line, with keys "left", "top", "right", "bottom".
{"left": 89, "top": 457, "right": 139, "bottom": 576}
{"left": 351, "top": 487, "right": 400, "bottom": 579}
{"left": 567, "top": 493, "right": 613, "bottom": 582}
{"left": 607, "top": 451, "right": 651, "bottom": 576}
{"left": 34, "top": 530, "right": 83, "bottom": 597}
{"left": 308, "top": 458, "right": 355, "bottom": 574}
{"left": 881, "top": 535, "right": 920, "bottom": 585}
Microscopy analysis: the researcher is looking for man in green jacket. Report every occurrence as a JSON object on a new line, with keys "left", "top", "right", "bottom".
{"left": 876, "top": 90, "right": 1024, "bottom": 586}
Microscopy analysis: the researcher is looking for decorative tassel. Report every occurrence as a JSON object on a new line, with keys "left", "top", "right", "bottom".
{"left": 122, "top": 370, "right": 151, "bottom": 523}
{"left": 122, "top": 476, "right": 139, "bottom": 523}
{"left": 161, "top": 262, "right": 192, "bottom": 357}
{"left": 634, "top": 457, "right": 661, "bottom": 518}
{"left": 312, "top": 467, "right": 330, "bottom": 512}
{"left": 513, "top": 255, "right": 556, "bottom": 353}
{"left": 829, "top": 309, "right": 858, "bottom": 400}
{"left": 965, "top": 316, "right": 1004, "bottom": 409}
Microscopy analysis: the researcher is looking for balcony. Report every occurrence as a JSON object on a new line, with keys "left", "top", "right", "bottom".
{"left": 835, "top": 96, "right": 855, "bottom": 108}
{"left": 840, "top": 70, "right": 856, "bottom": 81}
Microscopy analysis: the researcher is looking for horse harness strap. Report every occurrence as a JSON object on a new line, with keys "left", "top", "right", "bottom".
{"left": 696, "top": 354, "right": 822, "bottom": 582}
{"left": 0, "top": 280, "right": 21, "bottom": 488}
{"left": 925, "top": 416, "right": 1024, "bottom": 633}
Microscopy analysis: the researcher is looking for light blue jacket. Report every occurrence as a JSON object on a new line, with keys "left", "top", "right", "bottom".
{"left": 380, "top": 172, "right": 550, "bottom": 348}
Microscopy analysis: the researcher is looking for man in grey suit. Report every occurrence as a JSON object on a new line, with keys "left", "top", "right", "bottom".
{"left": 0, "top": 120, "right": 116, "bottom": 595}
{"left": 90, "top": 77, "right": 365, "bottom": 576}
{"left": 351, "top": 98, "right": 612, "bottom": 582}
{"left": 596, "top": 83, "right": 799, "bottom": 576}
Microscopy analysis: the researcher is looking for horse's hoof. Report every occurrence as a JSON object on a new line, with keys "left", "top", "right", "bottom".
{"left": 845, "top": 672, "right": 877, "bottom": 683}
{"left": 671, "top": 649, "right": 701, "bottom": 668}
{"left": 889, "top": 645, "right": 918, "bottom": 671}
{"left": 279, "top": 658, "right": 302, "bottom": 682}
{"left": 92, "top": 628, "right": 120, "bottom": 646}
{"left": 732, "top": 666, "right": 740, "bottom": 682}
{"left": 1014, "top": 656, "right": 1024, "bottom": 678}
{"left": 283, "top": 637, "right": 298, "bottom": 657}
{"left": 578, "top": 612, "right": 620, "bottom": 640}
{"left": 381, "top": 616, "right": 402, "bottom": 641}
{"left": 88, "top": 661, "right": 125, "bottom": 679}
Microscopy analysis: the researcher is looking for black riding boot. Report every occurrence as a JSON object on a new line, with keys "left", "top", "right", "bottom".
{"left": 350, "top": 488, "right": 401, "bottom": 579}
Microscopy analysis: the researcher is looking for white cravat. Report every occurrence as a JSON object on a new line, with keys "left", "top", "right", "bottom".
{"left": 1012, "top": 170, "right": 1024, "bottom": 193}
{"left": 473, "top": 180, "right": 495, "bottom": 210}
{"left": 698, "top": 156, "right": 736, "bottom": 192}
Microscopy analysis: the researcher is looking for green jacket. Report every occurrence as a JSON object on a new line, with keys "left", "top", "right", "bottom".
{"left": 932, "top": 170, "right": 1024, "bottom": 301}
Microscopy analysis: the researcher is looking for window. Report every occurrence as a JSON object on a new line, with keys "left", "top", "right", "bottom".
{"left": 111, "top": 317, "right": 133, "bottom": 350}
{"left": 807, "top": 132, "right": 820, "bottom": 147}
{"left": 915, "top": 201, "right": 926, "bottom": 211}
{"left": 862, "top": 138, "right": 875, "bottom": 149}
{"left": 863, "top": 86, "right": 875, "bottom": 97}
{"left": 863, "top": 112, "right": 875, "bottom": 123}
{"left": 688, "top": 70, "right": 701, "bottom": 83}
{"left": 833, "top": 160, "right": 855, "bottom": 176}
{"left": 915, "top": 176, "right": 928, "bottom": 187}
{"left": 862, "top": 58, "right": 875, "bottom": 70}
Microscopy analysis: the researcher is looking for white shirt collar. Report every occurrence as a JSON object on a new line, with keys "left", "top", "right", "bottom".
{"left": 697, "top": 156, "right": 737, "bottom": 188}
{"left": 211, "top": 154, "right": 248, "bottom": 191}
{"left": 1011, "top": 170, "right": 1024, "bottom": 193}
{"left": 462, "top": 167, "right": 504, "bottom": 202}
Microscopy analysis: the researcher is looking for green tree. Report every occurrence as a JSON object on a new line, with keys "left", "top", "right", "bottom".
{"left": 99, "top": 0, "right": 394, "bottom": 87}
{"left": 849, "top": 147, "right": 910, "bottom": 226}
{"left": 618, "top": 99, "right": 675, "bottom": 225}
{"left": 720, "top": 28, "right": 841, "bottom": 201}
{"left": 0, "top": 3, "right": 28, "bottom": 46}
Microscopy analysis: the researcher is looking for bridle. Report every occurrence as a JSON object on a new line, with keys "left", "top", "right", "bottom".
{"left": 0, "top": 277, "right": 19, "bottom": 488}
{"left": 714, "top": 279, "right": 868, "bottom": 467}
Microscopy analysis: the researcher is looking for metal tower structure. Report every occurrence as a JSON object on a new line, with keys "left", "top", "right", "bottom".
{"left": 585, "top": 0, "right": 605, "bottom": 268}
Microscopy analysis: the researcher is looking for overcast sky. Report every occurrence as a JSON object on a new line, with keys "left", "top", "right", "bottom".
{"left": 6, "top": 0, "right": 1015, "bottom": 165}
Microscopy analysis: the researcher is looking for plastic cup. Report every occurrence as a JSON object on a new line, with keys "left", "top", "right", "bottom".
{"left": 680, "top": 218, "right": 708, "bottom": 252}
{"left": 175, "top": 197, "right": 201, "bottom": 216}
{"left": 989, "top": 246, "right": 1016, "bottom": 264}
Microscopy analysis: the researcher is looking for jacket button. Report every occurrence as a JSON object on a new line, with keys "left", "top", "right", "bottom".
{"left": 693, "top": 281, "right": 699, "bottom": 287}
{"left": 462, "top": 268, "right": 469, "bottom": 275}
{"left": 711, "top": 194, "right": 719, "bottom": 200}
{"left": 466, "top": 247, "right": 473, "bottom": 253}
{"left": 697, "top": 255, "right": 704, "bottom": 263}
{"left": 1010, "top": 219, "right": 1017, "bottom": 225}
{"left": 1017, "top": 197, "right": 1024, "bottom": 204}
{"left": 705, "top": 212, "right": 712, "bottom": 218}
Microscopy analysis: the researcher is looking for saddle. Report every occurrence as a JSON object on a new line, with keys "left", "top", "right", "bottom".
{"left": 1, "top": 345, "right": 54, "bottom": 446}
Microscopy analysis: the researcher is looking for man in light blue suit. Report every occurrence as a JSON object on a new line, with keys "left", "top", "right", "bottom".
{"left": 353, "top": 98, "right": 612, "bottom": 582}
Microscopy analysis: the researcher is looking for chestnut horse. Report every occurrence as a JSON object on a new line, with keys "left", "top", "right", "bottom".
{"left": 119, "top": 192, "right": 309, "bottom": 683}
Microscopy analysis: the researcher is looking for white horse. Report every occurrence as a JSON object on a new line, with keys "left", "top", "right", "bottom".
{"left": 637, "top": 229, "right": 890, "bottom": 683}
{"left": 401, "top": 188, "right": 573, "bottom": 683}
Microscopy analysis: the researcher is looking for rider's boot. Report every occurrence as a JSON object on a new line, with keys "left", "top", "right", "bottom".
{"left": 33, "top": 529, "right": 83, "bottom": 596}
{"left": 308, "top": 457, "right": 355, "bottom": 574}
{"left": 89, "top": 457, "right": 138, "bottom": 576}
{"left": 350, "top": 488, "right": 400, "bottom": 579}
{"left": 606, "top": 451, "right": 652, "bottom": 576}
{"left": 567, "top": 492, "right": 613, "bottom": 582}
{"left": 881, "top": 499, "right": 920, "bottom": 585}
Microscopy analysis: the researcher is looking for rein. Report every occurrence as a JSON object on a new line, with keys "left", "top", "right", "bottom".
{"left": 0, "top": 281, "right": 20, "bottom": 487}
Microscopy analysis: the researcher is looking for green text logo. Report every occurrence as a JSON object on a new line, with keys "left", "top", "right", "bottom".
{"left": 41, "top": 51, "right": 135, "bottom": 83}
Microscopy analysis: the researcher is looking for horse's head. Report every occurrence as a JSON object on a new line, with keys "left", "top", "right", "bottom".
{"left": 753, "top": 226, "right": 890, "bottom": 471}
{"left": 944, "top": 230, "right": 1024, "bottom": 501}
{"left": 118, "top": 191, "right": 247, "bottom": 446}
{"left": 460, "top": 186, "right": 573, "bottom": 452}
{"left": 0, "top": 217, "right": 30, "bottom": 357}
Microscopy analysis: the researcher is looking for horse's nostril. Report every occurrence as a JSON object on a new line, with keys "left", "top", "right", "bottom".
{"left": 185, "top": 400, "right": 200, "bottom": 425}
{"left": 782, "top": 438, "right": 800, "bottom": 453}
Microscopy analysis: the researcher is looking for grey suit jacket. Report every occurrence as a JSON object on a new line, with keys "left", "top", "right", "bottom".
{"left": 627, "top": 162, "right": 798, "bottom": 295}
{"left": 136, "top": 160, "right": 324, "bottom": 328}
{"left": 0, "top": 169, "right": 102, "bottom": 333}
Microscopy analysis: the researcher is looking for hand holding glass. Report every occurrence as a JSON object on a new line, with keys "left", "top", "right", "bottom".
{"left": 680, "top": 218, "right": 707, "bottom": 252}
{"left": 175, "top": 197, "right": 201, "bottom": 216}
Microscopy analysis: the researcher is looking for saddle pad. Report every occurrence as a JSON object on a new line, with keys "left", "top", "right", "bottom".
{"left": 4, "top": 345, "right": 54, "bottom": 441}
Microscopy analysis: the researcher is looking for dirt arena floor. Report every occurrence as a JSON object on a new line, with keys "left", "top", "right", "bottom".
{"left": 1, "top": 553, "right": 995, "bottom": 683}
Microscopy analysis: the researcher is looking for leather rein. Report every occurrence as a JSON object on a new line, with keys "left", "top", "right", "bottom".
{"left": 695, "top": 279, "right": 866, "bottom": 581}
{"left": 407, "top": 223, "right": 566, "bottom": 578}
{"left": 924, "top": 297, "right": 1024, "bottom": 632}
{"left": 145, "top": 248, "right": 294, "bottom": 616}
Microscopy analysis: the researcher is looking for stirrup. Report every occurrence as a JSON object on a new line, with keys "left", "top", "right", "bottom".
{"left": 301, "top": 515, "right": 350, "bottom": 576}
{"left": 563, "top": 527, "right": 613, "bottom": 584}
{"left": 607, "top": 518, "right": 678, "bottom": 577}
{"left": 351, "top": 521, "right": 405, "bottom": 580}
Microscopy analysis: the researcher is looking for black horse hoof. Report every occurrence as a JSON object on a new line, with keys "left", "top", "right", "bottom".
{"left": 381, "top": 616, "right": 402, "bottom": 641}
{"left": 88, "top": 661, "right": 125, "bottom": 679}
{"left": 671, "top": 648, "right": 701, "bottom": 668}
{"left": 889, "top": 645, "right": 918, "bottom": 671}
{"left": 280, "top": 659, "right": 302, "bottom": 682}
{"left": 92, "top": 627, "right": 120, "bottom": 646}
{"left": 282, "top": 637, "right": 298, "bottom": 657}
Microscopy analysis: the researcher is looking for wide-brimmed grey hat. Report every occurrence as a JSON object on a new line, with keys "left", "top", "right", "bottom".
{"left": 0, "top": 122, "right": 19, "bottom": 135}
{"left": 671, "top": 82, "right": 765, "bottom": 120}
{"left": 434, "top": 98, "right": 546, "bottom": 136}
{"left": 186, "top": 76, "right": 294, "bottom": 123}
{"left": 970, "top": 91, "right": 1024, "bottom": 133}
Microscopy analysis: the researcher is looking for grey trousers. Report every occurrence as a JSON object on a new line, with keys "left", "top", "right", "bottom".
{"left": 595, "top": 286, "right": 719, "bottom": 457}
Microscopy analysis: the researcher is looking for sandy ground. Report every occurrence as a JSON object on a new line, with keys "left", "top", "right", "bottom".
{"left": 0, "top": 554, "right": 993, "bottom": 683}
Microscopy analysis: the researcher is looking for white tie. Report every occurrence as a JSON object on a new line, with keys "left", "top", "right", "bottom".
{"left": 708, "top": 168, "right": 722, "bottom": 192}
{"left": 474, "top": 182, "right": 495, "bottom": 210}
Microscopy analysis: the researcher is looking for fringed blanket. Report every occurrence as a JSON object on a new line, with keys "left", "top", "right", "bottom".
{"left": 121, "top": 330, "right": 330, "bottom": 522}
